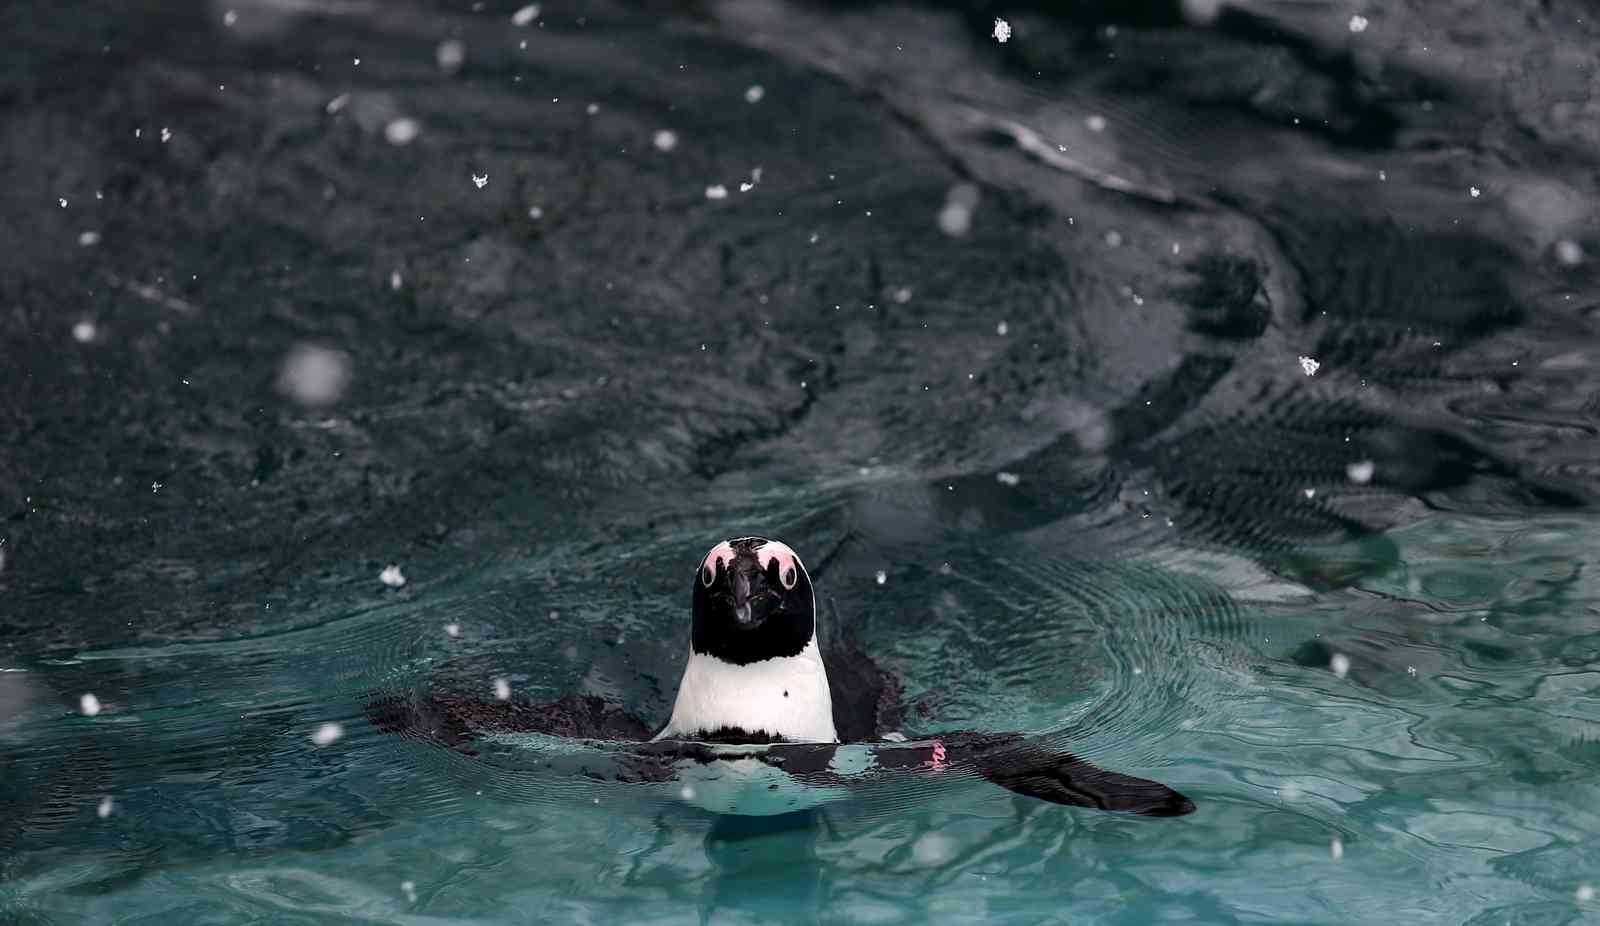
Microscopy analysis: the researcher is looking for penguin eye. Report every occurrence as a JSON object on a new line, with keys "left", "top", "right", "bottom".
{"left": 782, "top": 565, "right": 797, "bottom": 589}
{"left": 700, "top": 564, "right": 715, "bottom": 587}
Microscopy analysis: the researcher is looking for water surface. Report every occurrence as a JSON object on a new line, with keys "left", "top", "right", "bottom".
{"left": 4, "top": 0, "right": 1600, "bottom": 922}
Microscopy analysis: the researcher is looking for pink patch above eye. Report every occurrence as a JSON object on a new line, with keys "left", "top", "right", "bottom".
{"left": 699, "top": 541, "right": 737, "bottom": 584}
{"left": 755, "top": 540, "right": 802, "bottom": 588}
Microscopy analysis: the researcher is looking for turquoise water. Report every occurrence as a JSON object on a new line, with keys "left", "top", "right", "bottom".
{"left": 7, "top": 513, "right": 1599, "bottom": 922}
{"left": 6, "top": 0, "right": 1600, "bottom": 922}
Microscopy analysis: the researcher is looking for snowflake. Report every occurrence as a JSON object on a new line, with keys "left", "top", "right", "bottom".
{"left": 471, "top": 173, "right": 488, "bottom": 189}
{"left": 1298, "top": 355, "right": 1320, "bottom": 376}
{"left": 385, "top": 118, "right": 420, "bottom": 146}
{"left": 992, "top": 18, "right": 1011, "bottom": 43}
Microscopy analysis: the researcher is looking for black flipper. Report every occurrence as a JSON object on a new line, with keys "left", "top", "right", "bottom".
{"left": 364, "top": 691, "right": 653, "bottom": 750}
{"left": 363, "top": 694, "right": 1194, "bottom": 816}
{"left": 873, "top": 732, "right": 1195, "bottom": 817}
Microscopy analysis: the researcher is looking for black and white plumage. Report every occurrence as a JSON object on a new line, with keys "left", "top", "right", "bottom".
{"left": 367, "top": 537, "right": 1195, "bottom": 817}
{"left": 655, "top": 537, "right": 836, "bottom": 744}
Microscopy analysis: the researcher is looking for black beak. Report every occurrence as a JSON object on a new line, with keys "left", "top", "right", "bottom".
{"left": 729, "top": 566, "right": 777, "bottom": 630}
{"left": 732, "top": 569, "right": 756, "bottom": 625}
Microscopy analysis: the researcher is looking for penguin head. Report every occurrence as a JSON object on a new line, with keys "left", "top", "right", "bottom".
{"left": 691, "top": 537, "right": 816, "bottom": 666}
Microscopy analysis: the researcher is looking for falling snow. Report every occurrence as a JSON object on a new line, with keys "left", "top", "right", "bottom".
{"left": 472, "top": 173, "right": 488, "bottom": 189}
{"left": 1330, "top": 653, "right": 1350, "bottom": 678}
{"left": 705, "top": 184, "right": 729, "bottom": 200}
{"left": 1348, "top": 14, "right": 1368, "bottom": 33}
{"left": 1298, "top": 355, "right": 1321, "bottom": 376}
{"left": 996, "top": 472, "right": 1021, "bottom": 486}
{"left": 380, "top": 564, "right": 406, "bottom": 588}
{"left": 1555, "top": 239, "right": 1584, "bottom": 266}
{"left": 511, "top": 4, "right": 540, "bottom": 26}
{"left": 78, "top": 230, "right": 101, "bottom": 247}
{"left": 401, "top": 881, "right": 418, "bottom": 903}
{"left": 494, "top": 678, "right": 512, "bottom": 701}
{"left": 913, "top": 832, "right": 956, "bottom": 865}
{"left": 97, "top": 796, "right": 115, "bottom": 818}
{"left": 1086, "top": 114, "right": 1107, "bottom": 133}
{"left": 1180, "top": 0, "right": 1222, "bottom": 26}
{"left": 1346, "top": 460, "right": 1375, "bottom": 484}
{"left": 72, "top": 321, "right": 97, "bottom": 343}
{"left": 278, "top": 344, "right": 351, "bottom": 407}
{"left": 992, "top": 18, "right": 1011, "bottom": 43}
{"left": 384, "top": 118, "right": 420, "bottom": 146}
{"left": 437, "top": 40, "right": 465, "bottom": 74}
{"left": 875, "top": 570, "right": 887, "bottom": 585}
{"left": 1578, "top": 884, "right": 1595, "bottom": 902}
{"left": 444, "top": 622, "right": 461, "bottom": 638}
{"left": 1331, "top": 838, "right": 1344, "bottom": 860}
{"left": 938, "top": 183, "right": 980, "bottom": 237}
{"left": 1469, "top": 186, "right": 1481, "bottom": 198}
{"left": 652, "top": 129, "right": 678, "bottom": 152}
{"left": 311, "top": 722, "right": 344, "bottom": 746}
{"left": 744, "top": 84, "right": 765, "bottom": 104}
{"left": 80, "top": 693, "right": 102, "bottom": 716}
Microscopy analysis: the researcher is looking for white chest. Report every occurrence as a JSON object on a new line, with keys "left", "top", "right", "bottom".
{"left": 655, "top": 641, "right": 838, "bottom": 743}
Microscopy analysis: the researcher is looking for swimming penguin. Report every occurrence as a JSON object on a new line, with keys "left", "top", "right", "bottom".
{"left": 367, "top": 537, "right": 1194, "bottom": 817}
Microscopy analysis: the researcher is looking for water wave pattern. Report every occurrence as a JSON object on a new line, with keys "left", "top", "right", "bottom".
{"left": 4, "top": 0, "right": 1600, "bottom": 922}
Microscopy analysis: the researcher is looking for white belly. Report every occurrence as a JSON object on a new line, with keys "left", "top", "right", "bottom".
{"left": 655, "top": 641, "right": 837, "bottom": 743}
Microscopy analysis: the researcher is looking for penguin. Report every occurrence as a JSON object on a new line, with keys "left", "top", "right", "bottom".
{"left": 366, "top": 537, "right": 1194, "bottom": 817}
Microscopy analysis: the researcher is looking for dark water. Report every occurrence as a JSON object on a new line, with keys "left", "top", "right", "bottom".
{"left": 4, "top": 0, "right": 1600, "bottom": 922}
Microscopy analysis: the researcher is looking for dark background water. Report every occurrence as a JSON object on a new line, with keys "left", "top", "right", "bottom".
{"left": 4, "top": 1, "right": 1600, "bottom": 922}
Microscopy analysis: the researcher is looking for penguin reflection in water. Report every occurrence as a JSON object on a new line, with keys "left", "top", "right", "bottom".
{"left": 368, "top": 537, "right": 1195, "bottom": 817}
